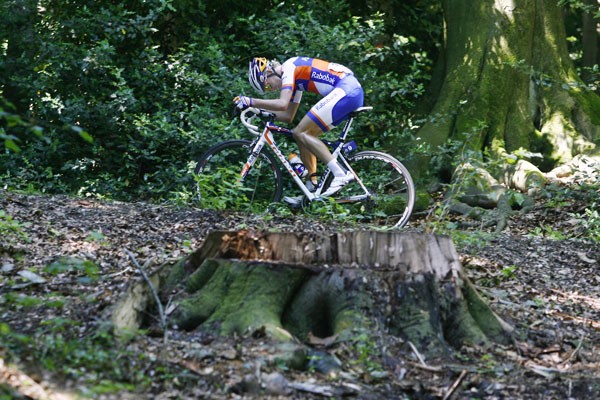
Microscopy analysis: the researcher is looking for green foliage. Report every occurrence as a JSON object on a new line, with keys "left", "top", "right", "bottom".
{"left": 85, "top": 230, "right": 109, "bottom": 245}
{"left": 0, "top": 210, "right": 29, "bottom": 246}
{"left": 534, "top": 183, "right": 600, "bottom": 242}
{"left": 0, "top": 324, "right": 163, "bottom": 396}
{"left": 578, "top": 204, "right": 600, "bottom": 242}
{"left": 423, "top": 128, "right": 492, "bottom": 232}
{"left": 2, "top": 292, "right": 67, "bottom": 309}
{"left": 0, "top": 0, "right": 439, "bottom": 201}
{"left": 44, "top": 256, "right": 100, "bottom": 281}
{"left": 560, "top": 0, "right": 600, "bottom": 89}
{"left": 479, "top": 264, "right": 520, "bottom": 287}
{"left": 347, "top": 330, "right": 386, "bottom": 376}
{"left": 304, "top": 197, "right": 354, "bottom": 223}
{"left": 194, "top": 167, "right": 253, "bottom": 210}
{"left": 559, "top": 0, "right": 600, "bottom": 17}
{"left": 528, "top": 224, "right": 568, "bottom": 240}
{"left": 449, "top": 229, "right": 495, "bottom": 252}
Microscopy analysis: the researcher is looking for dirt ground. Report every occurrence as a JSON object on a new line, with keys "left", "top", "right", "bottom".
{"left": 0, "top": 186, "right": 599, "bottom": 399}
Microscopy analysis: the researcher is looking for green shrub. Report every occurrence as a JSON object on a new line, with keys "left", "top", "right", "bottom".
{"left": 0, "top": 210, "right": 29, "bottom": 247}
{"left": 0, "top": 0, "right": 437, "bottom": 201}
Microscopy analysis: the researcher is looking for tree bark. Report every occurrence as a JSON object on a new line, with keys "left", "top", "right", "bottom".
{"left": 1, "top": 0, "right": 40, "bottom": 112}
{"left": 581, "top": 0, "right": 599, "bottom": 82}
{"left": 110, "top": 230, "right": 513, "bottom": 358}
{"left": 416, "top": 0, "right": 600, "bottom": 182}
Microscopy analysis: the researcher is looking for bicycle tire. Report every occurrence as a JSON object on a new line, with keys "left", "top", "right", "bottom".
{"left": 337, "top": 150, "right": 415, "bottom": 228}
{"left": 193, "top": 139, "right": 283, "bottom": 210}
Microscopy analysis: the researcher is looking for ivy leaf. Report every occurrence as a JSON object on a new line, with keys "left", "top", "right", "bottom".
{"left": 44, "top": 257, "right": 99, "bottom": 280}
{"left": 71, "top": 126, "right": 94, "bottom": 143}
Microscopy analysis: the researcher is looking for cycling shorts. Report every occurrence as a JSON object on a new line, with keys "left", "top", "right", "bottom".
{"left": 306, "top": 75, "right": 364, "bottom": 132}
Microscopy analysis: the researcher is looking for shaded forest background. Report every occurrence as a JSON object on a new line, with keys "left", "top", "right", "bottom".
{"left": 1, "top": 0, "right": 597, "bottom": 202}
{"left": 1, "top": 2, "right": 599, "bottom": 398}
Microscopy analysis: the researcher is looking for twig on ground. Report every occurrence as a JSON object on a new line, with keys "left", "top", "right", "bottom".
{"left": 443, "top": 369, "right": 467, "bottom": 400}
{"left": 107, "top": 266, "right": 133, "bottom": 277}
{"left": 408, "top": 361, "right": 443, "bottom": 372}
{"left": 408, "top": 341, "right": 428, "bottom": 367}
{"left": 561, "top": 333, "right": 585, "bottom": 365}
{"left": 125, "top": 248, "right": 168, "bottom": 343}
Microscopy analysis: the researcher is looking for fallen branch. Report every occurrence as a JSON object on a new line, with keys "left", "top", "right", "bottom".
{"left": 408, "top": 361, "right": 443, "bottom": 372}
{"left": 561, "top": 333, "right": 585, "bottom": 365}
{"left": 443, "top": 369, "right": 467, "bottom": 400}
{"left": 408, "top": 341, "right": 428, "bottom": 367}
{"left": 125, "top": 249, "right": 168, "bottom": 343}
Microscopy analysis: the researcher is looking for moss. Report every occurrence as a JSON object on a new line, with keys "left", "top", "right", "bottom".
{"left": 173, "top": 265, "right": 230, "bottom": 330}
{"left": 389, "top": 276, "right": 450, "bottom": 355}
{"left": 269, "top": 342, "right": 309, "bottom": 370}
{"left": 380, "top": 193, "right": 410, "bottom": 215}
{"left": 185, "top": 258, "right": 219, "bottom": 293}
{"left": 440, "top": 288, "right": 490, "bottom": 348}
{"left": 283, "top": 271, "right": 373, "bottom": 343}
{"left": 161, "top": 258, "right": 187, "bottom": 293}
{"left": 194, "top": 262, "right": 307, "bottom": 337}
{"left": 462, "top": 278, "right": 512, "bottom": 344}
{"left": 413, "top": 189, "right": 432, "bottom": 212}
{"left": 389, "top": 273, "right": 512, "bottom": 353}
{"left": 572, "top": 89, "right": 600, "bottom": 131}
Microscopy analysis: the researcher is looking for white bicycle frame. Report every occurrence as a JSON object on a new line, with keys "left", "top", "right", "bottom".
{"left": 239, "top": 107, "right": 373, "bottom": 202}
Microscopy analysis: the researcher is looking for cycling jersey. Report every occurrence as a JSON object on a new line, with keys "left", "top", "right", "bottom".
{"left": 281, "top": 57, "right": 364, "bottom": 131}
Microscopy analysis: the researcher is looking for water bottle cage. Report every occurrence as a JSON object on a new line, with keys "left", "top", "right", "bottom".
{"left": 332, "top": 140, "right": 358, "bottom": 156}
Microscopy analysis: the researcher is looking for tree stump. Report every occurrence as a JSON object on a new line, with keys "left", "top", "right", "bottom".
{"left": 111, "top": 230, "right": 512, "bottom": 357}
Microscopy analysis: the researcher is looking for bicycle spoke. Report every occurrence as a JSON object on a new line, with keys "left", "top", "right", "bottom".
{"left": 336, "top": 151, "right": 415, "bottom": 228}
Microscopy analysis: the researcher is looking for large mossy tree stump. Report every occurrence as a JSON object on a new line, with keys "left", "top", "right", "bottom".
{"left": 112, "top": 230, "right": 512, "bottom": 356}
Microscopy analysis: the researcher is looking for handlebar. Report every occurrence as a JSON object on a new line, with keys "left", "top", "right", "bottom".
{"left": 239, "top": 107, "right": 276, "bottom": 136}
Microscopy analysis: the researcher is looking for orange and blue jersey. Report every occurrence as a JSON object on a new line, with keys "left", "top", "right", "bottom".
{"left": 281, "top": 57, "right": 364, "bottom": 131}
{"left": 281, "top": 57, "right": 353, "bottom": 97}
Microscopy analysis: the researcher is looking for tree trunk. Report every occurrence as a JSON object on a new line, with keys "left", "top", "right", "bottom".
{"left": 417, "top": 0, "right": 600, "bottom": 181}
{"left": 1, "top": 0, "right": 39, "bottom": 112}
{"left": 110, "top": 230, "right": 512, "bottom": 359}
{"left": 581, "top": 0, "right": 599, "bottom": 82}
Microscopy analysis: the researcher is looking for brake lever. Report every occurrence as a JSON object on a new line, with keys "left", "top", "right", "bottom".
{"left": 258, "top": 110, "right": 276, "bottom": 121}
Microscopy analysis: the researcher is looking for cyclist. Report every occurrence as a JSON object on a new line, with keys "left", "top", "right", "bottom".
{"left": 233, "top": 56, "right": 364, "bottom": 205}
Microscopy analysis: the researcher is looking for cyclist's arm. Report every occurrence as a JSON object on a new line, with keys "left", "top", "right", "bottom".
{"left": 273, "top": 100, "right": 299, "bottom": 124}
{"left": 250, "top": 89, "right": 299, "bottom": 123}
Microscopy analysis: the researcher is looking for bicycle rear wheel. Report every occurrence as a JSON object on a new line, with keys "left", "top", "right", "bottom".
{"left": 337, "top": 151, "right": 415, "bottom": 228}
{"left": 193, "top": 139, "right": 283, "bottom": 210}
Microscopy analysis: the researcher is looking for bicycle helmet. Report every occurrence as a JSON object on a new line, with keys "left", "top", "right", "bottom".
{"left": 249, "top": 57, "right": 270, "bottom": 93}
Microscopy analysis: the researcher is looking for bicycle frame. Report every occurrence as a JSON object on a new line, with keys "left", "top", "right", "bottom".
{"left": 239, "top": 107, "right": 374, "bottom": 202}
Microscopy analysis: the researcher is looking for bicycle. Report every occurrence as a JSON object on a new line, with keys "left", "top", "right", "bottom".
{"left": 193, "top": 106, "right": 415, "bottom": 228}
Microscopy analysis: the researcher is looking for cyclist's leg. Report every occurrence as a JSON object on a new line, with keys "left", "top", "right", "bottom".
{"left": 293, "top": 116, "right": 329, "bottom": 173}
{"left": 293, "top": 79, "right": 364, "bottom": 195}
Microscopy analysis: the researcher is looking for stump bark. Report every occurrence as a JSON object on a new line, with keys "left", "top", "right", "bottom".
{"left": 111, "top": 230, "right": 512, "bottom": 357}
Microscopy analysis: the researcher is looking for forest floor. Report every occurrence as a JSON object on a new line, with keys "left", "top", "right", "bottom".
{"left": 0, "top": 182, "right": 599, "bottom": 399}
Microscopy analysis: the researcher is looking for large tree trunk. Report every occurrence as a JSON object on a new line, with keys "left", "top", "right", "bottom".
{"left": 581, "top": 0, "right": 599, "bottom": 82}
{"left": 1, "top": 0, "right": 39, "bottom": 112}
{"left": 417, "top": 0, "right": 600, "bottom": 180}
{"left": 110, "top": 230, "right": 512, "bottom": 359}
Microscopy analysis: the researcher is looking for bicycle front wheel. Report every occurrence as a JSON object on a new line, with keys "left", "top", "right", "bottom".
{"left": 193, "top": 139, "right": 283, "bottom": 211}
{"left": 339, "top": 151, "right": 415, "bottom": 228}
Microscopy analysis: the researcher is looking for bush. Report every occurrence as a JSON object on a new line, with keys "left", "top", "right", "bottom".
{"left": 0, "top": 0, "right": 438, "bottom": 201}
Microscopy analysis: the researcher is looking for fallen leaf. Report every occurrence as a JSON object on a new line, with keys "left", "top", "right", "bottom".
{"left": 576, "top": 252, "right": 597, "bottom": 264}
{"left": 17, "top": 270, "right": 46, "bottom": 284}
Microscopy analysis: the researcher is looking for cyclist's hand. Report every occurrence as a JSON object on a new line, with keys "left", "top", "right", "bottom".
{"left": 233, "top": 95, "right": 252, "bottom": 110}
